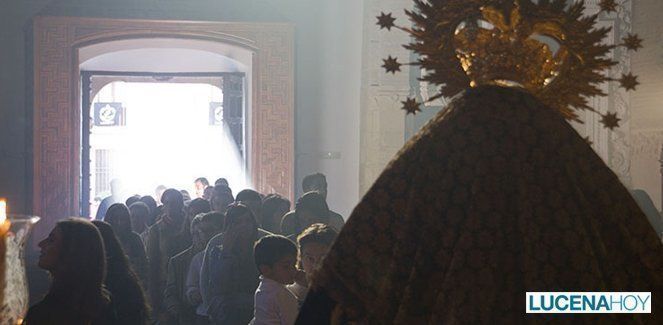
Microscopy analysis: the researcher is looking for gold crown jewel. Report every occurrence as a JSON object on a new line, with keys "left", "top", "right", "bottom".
{"left": 377, "top": 0, "right": 643, "bottom": 129}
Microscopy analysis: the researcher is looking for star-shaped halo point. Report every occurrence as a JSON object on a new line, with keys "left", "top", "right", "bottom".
{"left": 382, "top": 56, "right": 402, "bottom": 74}
{"left": 619, "top": 72, "right": 639, "bottom": 91}
{"left": 376, "top": 12, "right": 396, "bottom": 31}
{"left": 599, "top": 0, "right": 618, "bottom": 13}
{"left": 622, "top": 33, "right": 643, "bottom": 51}
{"left": 600, "top": 112, "right": 621, "bottom": 130}
{"left": 401, "top": 97, "right": 421, "bottom": 115}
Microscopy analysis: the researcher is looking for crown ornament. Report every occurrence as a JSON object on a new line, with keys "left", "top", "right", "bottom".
{"left": 378, "top": 0, "right": 642, "bottom": 130}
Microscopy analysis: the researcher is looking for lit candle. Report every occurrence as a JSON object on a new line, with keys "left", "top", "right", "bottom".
{"left": 0, "top": 198, "right": 8, "bottom": 239}
{"left": 0, "top": 199, "right": 7, "bottom": 226}
{"left": 0, "top": 199, "right": 8, "bottom": 311}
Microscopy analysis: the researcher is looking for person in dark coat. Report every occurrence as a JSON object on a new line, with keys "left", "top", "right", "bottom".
{"left": 105, "top": 203, "right": 149, "bottom": 287}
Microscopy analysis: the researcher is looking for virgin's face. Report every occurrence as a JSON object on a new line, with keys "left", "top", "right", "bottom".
{"left": 38, "top": 226, "right": 64, "bottom": 272}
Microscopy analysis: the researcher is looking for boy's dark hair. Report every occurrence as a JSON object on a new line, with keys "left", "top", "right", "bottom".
{"left": 297, "top": 223, "right": 338, "bottom": 249}
{"left": 254, "top": 235, "right": 297, "bottom": 271}
{"left": 236, "top": 189, "right": 262, "bottom": 203}
{"left": 188, "top": 198, "right": 211, "bottom": 216}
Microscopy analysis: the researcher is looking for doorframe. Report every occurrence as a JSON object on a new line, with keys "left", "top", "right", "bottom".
{"left": 33, "top": 16, "right": 294, "bottom": 241}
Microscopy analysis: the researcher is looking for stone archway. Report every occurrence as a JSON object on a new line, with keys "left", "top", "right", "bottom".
{"left": 33, "top": 16, "right": 294, "bottom": 240}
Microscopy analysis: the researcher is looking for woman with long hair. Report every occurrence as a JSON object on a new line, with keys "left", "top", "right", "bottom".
{"left": 92, "top": 221, "right": 150, "bottom": 325}
{"left": 104, "top": 203, "right": 148, "bottom": 286}
{"left": 24, "top": 218, "right": 114, "bottom": 324}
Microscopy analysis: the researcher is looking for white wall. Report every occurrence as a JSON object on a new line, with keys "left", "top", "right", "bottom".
{"left": 296, "top": 0, "right": 363, "bottom": 217}
{"left": 630, "top": 0, "right": 663, "bottom": 209}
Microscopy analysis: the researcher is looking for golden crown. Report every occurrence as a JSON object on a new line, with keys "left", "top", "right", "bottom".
{"left": 378, "top": 0, "right": 642, "bottom": 130}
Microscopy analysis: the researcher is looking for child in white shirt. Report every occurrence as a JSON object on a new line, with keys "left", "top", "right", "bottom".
{"left": 251, "top": 235, "right": 299, "bottom": 325}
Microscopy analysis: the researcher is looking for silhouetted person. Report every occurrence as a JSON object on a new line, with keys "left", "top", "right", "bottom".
{"left": 164, "top": 213, "right": 220, "bottom": 324}
{"left": 25, "top": 218, "right": 114, "bottom": 325}
{"left": 126, "top": 194, "right": 141, "bottom": 207}
{"left": 210, "top": 185, "right": 234, "bottom": 215}
{"left": 96, "top": 178, "right": 123, "bottom": 220}
{"left": 207, "top": 204, "right": 261, "bottom": 324}
{"left": 203, "top": 186, "right": 215, "bottom": 201}
{"left": 214, "top": 178, "right": 229, "bottom": 187}
{"left": 181, "top": 198, "right": 212, "bottom": 250}
{"left": 105, "top": 203, "right": 149, "bottom": 288}
{"left": 186, "top": 212, "right": 226, "bottom": 324}
{"left": 129, "top": 201, "right": 150, "bottom": 236}
{"left": 302, "top": 173, "right": 344, "bottom": 230}
{"left": 195, "top": 177, "right": 210, "bottom": 199}
{"left": 281, "top": 191, "right": 331, "bottom": 239}
{"left": 146, "top": 189, "right": 192, "bottom": 322}
{"left": 260, "top": 194, "right": 291, "bottom": 235}
{"left": 236, "top": 189, "right": 263, "bottom": 224}
{"left": 138, "top": 195, "right": 160, "bottom": 227}
{"left": 93, "top": 221, "right": 150, "bottom": 325}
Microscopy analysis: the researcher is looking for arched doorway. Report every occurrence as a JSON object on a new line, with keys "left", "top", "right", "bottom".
{"left": 78, "top": 38, "right": 253, "bottom": 217}
{"left": 33, "top": 16, "right": 294, "bottom": 241}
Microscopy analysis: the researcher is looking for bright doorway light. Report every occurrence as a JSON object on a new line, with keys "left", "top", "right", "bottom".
{"left": 89, "top": 81, "right": 246, "bottom": 215}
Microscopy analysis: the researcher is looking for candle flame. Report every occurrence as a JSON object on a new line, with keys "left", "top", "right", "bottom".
{"left": 0, "top": 199, "right": 6, "bottom": 224}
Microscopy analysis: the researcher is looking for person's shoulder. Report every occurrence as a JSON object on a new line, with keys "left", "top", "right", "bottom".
{"left": 257, "top": 228, "right": 273, "bottom": 237}
{"left": 329, "top": 210, "right": 343, "bottom": 220}
{"left": 280, "top": 211, "right": 297, "bottom": 235}
{"left": 282, "top": 210, "right": 296, "bottom": 220}
{"left": 329, "top": 210, "right": 345, "bottom": 231}
{"left": 171, "top": 246, "right": 194, "bottom": 262}
{"left": 149, "top": 219, "right": 165, "bottom": 231}
{"left": 275, "top": 282, "right": 298, "bottom": 304}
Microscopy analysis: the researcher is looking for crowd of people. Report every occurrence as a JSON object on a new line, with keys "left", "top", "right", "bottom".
{"left": 25, "top": 173, "right": 343, "bottom": 325}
